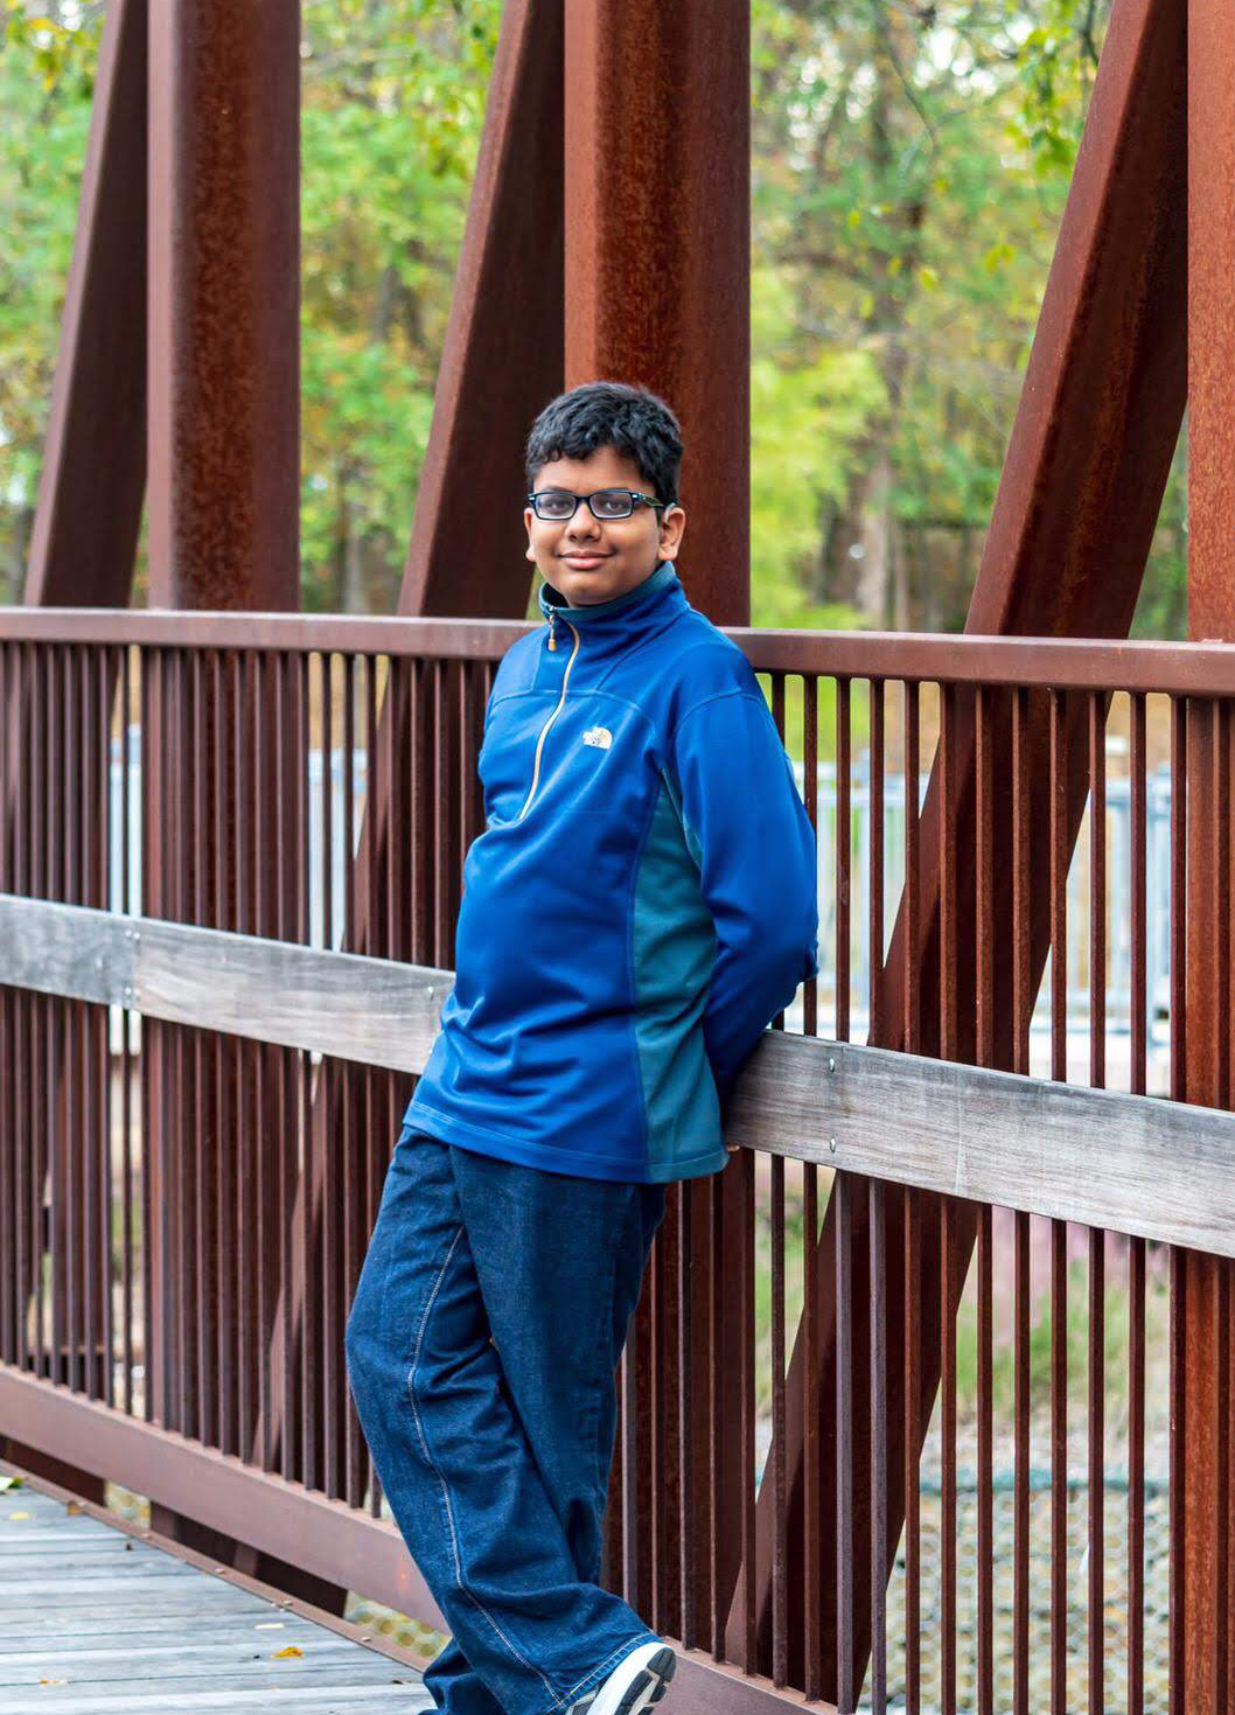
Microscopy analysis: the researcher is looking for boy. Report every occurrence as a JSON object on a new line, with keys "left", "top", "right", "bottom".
{"left": 346, "top": 382, "right": 819, "bottom": 1715}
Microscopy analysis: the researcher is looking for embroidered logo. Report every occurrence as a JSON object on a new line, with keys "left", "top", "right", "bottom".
{"left": 582, "top": 725, "right": 613, "bottom": 750}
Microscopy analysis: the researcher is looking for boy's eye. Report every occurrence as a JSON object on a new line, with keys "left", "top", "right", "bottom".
{"left": 590, "top": 490, "right": 633, "bottom": 518}
{"left": 536, "top": 492, "right": 577, "bottom": 519}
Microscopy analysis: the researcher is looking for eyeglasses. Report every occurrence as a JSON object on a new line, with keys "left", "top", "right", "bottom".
{"left": 527, "top": 487, "right": 669, "bottom": 522}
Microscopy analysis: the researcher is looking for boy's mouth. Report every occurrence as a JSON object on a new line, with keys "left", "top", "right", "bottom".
{"left": 561, "top": 552, "right": 612, "bottom": 568}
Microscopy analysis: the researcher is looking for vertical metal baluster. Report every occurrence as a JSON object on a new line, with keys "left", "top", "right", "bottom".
{"left": 98, "top": 645, "right": 114, "bottom": 1405}
{"left": 905, "top": 1182, "right": 921, "bottom": 1715}
{"left": 1090, "top": 1225, "right": 1106, "bottom": 1715}
{"left": 1051, "top": 1213, "right": 1068, "bottom": 1715}
{"left": 904, "top": 682, "right": 920, "bottom": 1055}
{"left": 837, "top": 679, "right": 851, "bottom": 1043}
{"left": 139, "top": 648, "right": 153, "bottom": 1420}
{"left": 804, "top": 675, "right": 819, "bottom": 1042}
{"left": 836, "top": 1169, "right": 855, "bottom": 1713}
{"left": 802, "top": 673, "right": 821, "bottom": 1696}
{"left": 1128, "top": 689, "right": 1147, "bottom": 1715}
{"left": 1014, "top": 1207, "right": 1031, "bottom": 1715}
{"left": 975, "top": 684, "right": 994, "bottom": 1714}
{"left": 802, "top": 1149, "right": 820, "bottom": 1697}
{"left": 192, "top": 648, "right": 210, "bottom": 1444}
{"left": 236, "top": 650, "right": 256, "bottom": 1457}
{"left": 119, "top": 646, "right": 134, "bottom": 1413}
{"left": 941, "top": 1192, "right": 957, "bottom": 1715}
{"left": 1048, "top": 688, "right": 1068, "bottom": 1715}
{"left": 1013, "top": 686, "right": 1031, "bottom": 1076}
{"left": 1089, "top": 692, "right": 1107, "bottom": 1715}
{"left": 771, "top": 1151, "right": 787, "bottom": 1686}
{"left": 870, "top": 1177, "right": 888, "bottom": 1715}
{"left": 1168, "top": 696, "right": 1186, "bottom": 1711}
{"left": 869, "top": 679, "right": 884, "bottom": 1038}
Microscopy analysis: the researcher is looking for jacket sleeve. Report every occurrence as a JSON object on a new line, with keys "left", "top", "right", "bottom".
{"left": 665, "top": 685, "right": 820, "bottom": 1109}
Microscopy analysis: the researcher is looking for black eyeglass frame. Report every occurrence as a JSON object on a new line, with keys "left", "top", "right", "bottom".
{"left": 526, "top": 487, "right": 671, "bottom": 522}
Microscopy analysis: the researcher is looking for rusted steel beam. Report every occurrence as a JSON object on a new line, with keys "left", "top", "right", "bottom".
{"left": 564, "top": 0, "right": 751, "bottom": 628}
{"left": 1179, "top": 0, "right": 1235, "bottom": 1694}
{"left": 24, "top": 0, "right": 147, "bottom": 609}
{"left": 736, "top": 0, "right": 1189, "bottom": 1694}
{"left": 147, "top": 0, "right": 301, "bottom": 607}
{"left": 401, "top": 0, "right": 565, "bottom": 618}
{"left": 141, "top": 0, "right": 305, "bottom": 1602}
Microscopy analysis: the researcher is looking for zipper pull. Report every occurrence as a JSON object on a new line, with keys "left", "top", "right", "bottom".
{"left": 547, "top": 608, "right": 557, "bottom": 651}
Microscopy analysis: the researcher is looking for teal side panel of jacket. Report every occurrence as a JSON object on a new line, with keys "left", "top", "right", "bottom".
{"left": 665, "top": 679, "right": 821, "bottom": 1106}
{"left": 630, "top": 774, "right": 728, "bottom": 1182}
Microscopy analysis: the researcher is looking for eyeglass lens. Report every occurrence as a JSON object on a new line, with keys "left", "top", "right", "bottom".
{"left": 534, "top": 489, "right": 635, "bottom": 521}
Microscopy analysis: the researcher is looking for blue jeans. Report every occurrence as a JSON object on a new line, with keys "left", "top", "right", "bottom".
{"left": 345, "top": 1124, "right": 668, "bottom": 1715}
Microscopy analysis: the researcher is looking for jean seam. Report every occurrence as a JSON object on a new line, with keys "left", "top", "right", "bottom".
{"left": 557, "top": 1633, "right": 656, "bottom": 1707}
{"left": 587, "top": 1194, "right": 629, "bottom": 1503}
{"left": 405, "top": 1223, "right": 566, "bottom": 1714}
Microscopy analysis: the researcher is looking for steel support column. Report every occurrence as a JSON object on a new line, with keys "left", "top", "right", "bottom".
{"left": 1179, "top": 0, "right": 1235, "bottom": 1698}
{"left": 143, "top": 0, "right": 306, "bottom": 1601}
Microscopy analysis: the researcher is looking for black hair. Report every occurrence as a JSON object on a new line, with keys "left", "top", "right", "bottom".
{"left": 525, "top": 381, "right": 683, "bottom": 507}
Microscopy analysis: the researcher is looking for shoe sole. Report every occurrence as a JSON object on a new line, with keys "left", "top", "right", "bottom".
{"left": 613, "top": 1645, "right": 676, "bottom": 1714}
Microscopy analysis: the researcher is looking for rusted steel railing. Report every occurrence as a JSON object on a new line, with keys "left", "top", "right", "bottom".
{"left": 2, "top": 608, "right": 1234, "bottom": 1712}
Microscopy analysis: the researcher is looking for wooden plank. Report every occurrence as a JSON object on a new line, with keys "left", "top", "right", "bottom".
{"left": 0, "top": 1614, "right": 333, "bottom": 1648}
{"left": 0, "top": 1690, "right": 433, "bottom": 1714}
{"left": 0, "top": 1649, "right": 407, "bottom": 1685}
{"left": 0, "top": 1638, "right": 380, "bottom": 1675}
{"left": 0, "top": 1595, "right": 271, "bottom": 1624}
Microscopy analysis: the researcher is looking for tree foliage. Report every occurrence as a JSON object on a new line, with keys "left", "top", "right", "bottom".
{"left": 0, "top": 0, "right": 1186, "bottom": 634}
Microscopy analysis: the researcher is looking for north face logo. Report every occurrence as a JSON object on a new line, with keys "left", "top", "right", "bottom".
{"left": 582, "top": 726, "right": 613, "bottom": 750}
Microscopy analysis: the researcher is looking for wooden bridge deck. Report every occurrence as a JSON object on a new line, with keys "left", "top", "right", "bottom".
{"left": 0, "top": 1476, "right": 433, "bottom": 1713}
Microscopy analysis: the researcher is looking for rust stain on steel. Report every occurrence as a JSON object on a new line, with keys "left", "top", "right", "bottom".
{"left": 147, "top": 0, "right": 300, "bottom": 611}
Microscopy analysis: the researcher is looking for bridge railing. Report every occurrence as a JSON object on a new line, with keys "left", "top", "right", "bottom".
{"left": 1, "top": 609, "right": 1232, "bottom": 1712}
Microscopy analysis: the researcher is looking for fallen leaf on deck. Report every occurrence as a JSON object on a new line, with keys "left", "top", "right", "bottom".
{"left": 0, "top": 1475, "right": 22, "bottom": 1491}
{"left": 272, "top": 1645, "right": 304, "bottom": 1659}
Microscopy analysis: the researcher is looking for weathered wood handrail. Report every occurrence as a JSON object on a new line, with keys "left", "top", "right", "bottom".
{"left": 3, "top": 890, "right": 1232, "bottom": 1257}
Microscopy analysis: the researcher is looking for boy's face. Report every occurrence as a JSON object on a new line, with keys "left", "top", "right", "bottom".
{"left": 524, "top": 446, "right": 686, "bottom": 609}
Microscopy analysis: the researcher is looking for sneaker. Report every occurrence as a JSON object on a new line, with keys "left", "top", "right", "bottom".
{"left": 569, "top": 1640, "right": 677, "bottom": 1715}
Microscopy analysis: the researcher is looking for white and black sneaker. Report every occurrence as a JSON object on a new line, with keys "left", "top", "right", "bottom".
{"left": 568, "top": 1639, "right": 677, "bottom": 1715}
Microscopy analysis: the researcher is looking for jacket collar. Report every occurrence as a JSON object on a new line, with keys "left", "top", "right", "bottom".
{"left": 536, "top": 559, "right": 681, "bottom": 626}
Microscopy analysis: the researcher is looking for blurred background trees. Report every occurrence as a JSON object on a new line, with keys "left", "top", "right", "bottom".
{"left": 0, "top": 0, "right": 1187, "bottom": 632}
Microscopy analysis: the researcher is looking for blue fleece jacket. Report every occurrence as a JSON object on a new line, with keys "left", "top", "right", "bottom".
{"left": 403, "top": 559, "right": 820, "bottom": 1183}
